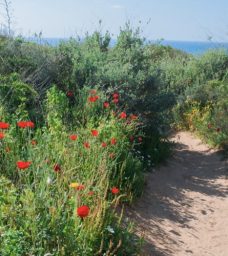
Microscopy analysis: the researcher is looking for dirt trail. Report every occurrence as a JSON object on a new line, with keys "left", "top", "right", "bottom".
{"left": 126, "top": 131, "right": 228, "bottom": 256}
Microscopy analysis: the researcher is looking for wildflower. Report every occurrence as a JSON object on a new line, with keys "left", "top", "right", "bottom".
{"left": 138, "top": 136, "right": 143, "bottom": 142}
{"left": 17, "top": 161, "right": 31, "bottom": 170}
{"left": 106, "top": 225, "right": 115, "bottom": 234}
{"left": 119, "top": 112, "right": 127, "bottom": 119}
{"left": 0, "top": 122, "right": 10, "bottom": 129}
{"left": 17, "top": 121, "right": 34, "bottom": 128}
{"left": 130, "top": 114, "right": 138, "bottom": 120}
{"left": 66, "top": 91, "right": 74, "bottom": 97}
{"left": 47, "top": 177, "right": 52, "bottom": 185}
{"left": 31, "top": 140, "right": 37, "bottom": 146}
{"left": 112, "top": 93, "right": 119, "bottom": 99}
{"left": 91, "top": 130, "right": 99, "bottom": 137}
{"left": 84, "top": 142, "right": 90, "bottom": 149}
{"left": 110, "top": 138, "right": 117, "bottom": 145}
{"left": 101, "top": 142, "right": 107, "bottom": 148}
{"left": 69, "top": 182, "right": 79, "bottom": 188}
{"left": 216, "top": 127, "right": 221, "bottom": 132}
{"left": 0, "top": 132, "right": 4, "bottom": 139}
{"left": 129, "top": 136, "right": 134, "bottom": 142}
{"left": 103, "top": 102, "right": 110, "bottom": 108}
{"left": 76, "top": 184, "right": 85, "bottom": 190}
{"left": 111, "top": 187, "right": 119, "bottom": 195}
{"left": 88, "top": 191, "right": 94, "bottom": 196}
{"left": 17, "top": 121, "right": 27, "bottom": 128}
{"left": 26, "top": 121, "right": 35, "bottom": 128}
{"left": 69, "top": 134, "right": 78, "bottom": 141}
{"left": 77, "top": 205, "right": 90, "bottom": 218}
{"left": 112, "top": 98, "right": 119, "bottom": 104}
{"left": 70, "top": 182, "right": 85, "bottom": 190}
{"left": 88, "top": 96, "right": 96, "bottom": 103}
{"left": 54, "top": 164, "right": 61, "bottom": 172}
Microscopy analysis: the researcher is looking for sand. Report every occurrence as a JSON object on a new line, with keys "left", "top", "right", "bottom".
{"left": 126, "top": 131, "right": 228, "bottom": 256}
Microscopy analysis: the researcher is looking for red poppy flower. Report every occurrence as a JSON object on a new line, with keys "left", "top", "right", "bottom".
{"left": 111, "top": 187, "right": 119, "bottom": 195}
{"left": 110, "top": 138, "right": 117, "bottom": 145}
{"left": 54, "top": 164, "right": 61, "bottom": 172}
{"left": 101, "top": 142, "right": 107, "bottom": 148}
{"left": 26, "top": 121, "right": 35, "bottom": 128}
{"left": 129, "top": 136, "right": 134, "bottom": 142}
{"left": 66, "top": 91, "right": 74, "bottom": 97}
{"left": 103, "top": 102, "right": 110, "bottom": 108}
{"left": 69, "top": 134, "right": 78, "bottom": 141}
{"left": 112, "top": 93, "right": 119, "bottom": 99}
{"left": 119, "top": 112, "right": 127, "bottom": 119}
{"left": 88, "top": 191, "right": 94, "bottom": 196}
{"left": 17, "top": 121, "right": 34, "bottom": 128}
{"left": 77, "top": 205, "right": 90, "bottom": 218}
{"left": 17, "top": 121, "right": 27, "bottom": 128}
{"left": 130, "top": 114, "right": 138, "bottom": 120}
{"left": 84, "top": 142, "right": 90, "bottom": 149}
{"left": 31, "top": 140, "right": 37, "bottom": 145}
{"left": 88, "top": 96, "right": 98, "bottom": 103}
{"left": 0, "top": 132, "right": 4, "bottom": 139}
{"left": 90, "top": 89, "right": 97, "bottom": 95}
{"left": 138, "top": 136, "right": 143, "bottom": 142}
{"left": 216, "top": 128, "right": 221, "bottom": 132}
{"left": 91, "top": 130, "right": 99, "bottom": 137}
{"left": 17, "top": 161, "right": 31, "bottom": 170}
{"left": 0, "top": 122, "right": 10, "bottom": 129}
{"left": 76, "top": 184, "right": 85, "bottom": 191}
{"left": 112, "top": 98, "right": 119, "bottom": 104}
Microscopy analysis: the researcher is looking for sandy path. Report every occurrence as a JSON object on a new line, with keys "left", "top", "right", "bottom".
{"left": 126, "top": 131, "right": 228, "bottom": 256}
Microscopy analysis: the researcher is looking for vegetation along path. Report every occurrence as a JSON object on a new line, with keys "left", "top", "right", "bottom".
{"left": 127, "top": 131, "right": 228, "bottom": 256}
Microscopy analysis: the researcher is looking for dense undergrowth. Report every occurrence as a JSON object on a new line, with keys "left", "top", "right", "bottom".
{"left": 0, "top": 25, "right": 227, "bottom": 255}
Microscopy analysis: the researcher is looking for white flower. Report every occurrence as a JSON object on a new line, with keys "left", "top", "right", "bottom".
{"left": 47, "top": 177, "right": 52, "bottom": 185}
{"left": 106, "top": 225, "right": 115, "bottom": 234}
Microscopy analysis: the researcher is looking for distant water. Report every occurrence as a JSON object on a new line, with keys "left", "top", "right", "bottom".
{"left": 28, "top": 37, "right": 228, "bottom": 55}
{"left": 159, "top": 40, "right": 228, "bottom": 55}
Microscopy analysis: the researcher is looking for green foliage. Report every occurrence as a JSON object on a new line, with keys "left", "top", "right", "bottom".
{"left": 0, "top": 37, "right": 56, "bottom": 95}
{"left": 0, "top": 86, "right": 145, "bottom": 255}
{"left": 1, "top": 23, "right": 227, "bottom": 254}
{"left": 0, "top": 73, "right": 37, "bottom": 111}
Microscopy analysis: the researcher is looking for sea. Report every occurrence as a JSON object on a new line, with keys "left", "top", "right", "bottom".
{"left": 28, "top": 37, "right": 228, "bottom": 55}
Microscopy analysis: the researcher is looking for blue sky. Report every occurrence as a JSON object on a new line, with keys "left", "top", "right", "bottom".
{"left": 9, "top": 0, "right": 228, "bottom": 41}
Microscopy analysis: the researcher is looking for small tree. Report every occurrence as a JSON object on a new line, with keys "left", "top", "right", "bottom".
{"left": 0, "top": 0, "right": 13, "bottom": 36}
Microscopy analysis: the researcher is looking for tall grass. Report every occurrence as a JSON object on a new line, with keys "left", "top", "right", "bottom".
{"left": 0, "top": 86, "right": 145, "bottom": 255}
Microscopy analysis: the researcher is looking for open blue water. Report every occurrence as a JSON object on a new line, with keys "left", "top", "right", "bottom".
{"left": 28, "top": 37, "right": 228, "bottom": 55}
{"left": 159, "top": 40, "right": 228, "bottom": 55}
